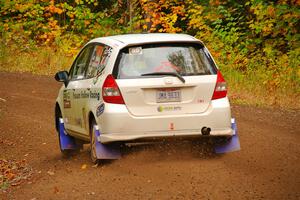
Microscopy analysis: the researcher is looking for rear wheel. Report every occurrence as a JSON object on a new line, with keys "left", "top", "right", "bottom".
{"left": 89, "top": 118, "right": 99, "bottom": 164}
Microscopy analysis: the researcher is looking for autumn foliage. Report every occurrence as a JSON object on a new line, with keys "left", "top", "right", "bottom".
{"left": 0, "top": 0, "right": 299, "bottom": 107}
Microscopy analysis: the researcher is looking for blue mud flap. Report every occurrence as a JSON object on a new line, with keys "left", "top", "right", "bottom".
{"left": 94, "top": 125, "right": 121, "bottom": 159}
{"left": 59, "top": 118, "right": 78, "bottom": 150}
{"left": 214, "top": 118, "right": 241, "bottom": 154}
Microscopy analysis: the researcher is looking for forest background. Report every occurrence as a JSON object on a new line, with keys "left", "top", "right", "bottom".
{"left": 0, "top": 0, "right": 299, "bottom": 109}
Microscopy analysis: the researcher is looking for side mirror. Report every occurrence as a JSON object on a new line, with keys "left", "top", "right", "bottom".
{"left": 55, "top": 71, "right": 69, "bottom": 87}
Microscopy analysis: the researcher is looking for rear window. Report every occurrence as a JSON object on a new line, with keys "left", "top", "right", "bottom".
{"left": 114, "top": 43, "right": 217, "bottom": 79}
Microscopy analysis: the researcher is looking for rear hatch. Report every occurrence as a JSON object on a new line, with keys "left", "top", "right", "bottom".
{"left": 113, "top": 43, "right": 218, "bottom": 117}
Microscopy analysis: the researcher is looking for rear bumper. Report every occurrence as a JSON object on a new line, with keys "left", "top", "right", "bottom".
{"left": 97, "top": 97, "right": 232, "bottom": 143}
{"left": 99, "top": 128, "right": 233, "bottom": 143}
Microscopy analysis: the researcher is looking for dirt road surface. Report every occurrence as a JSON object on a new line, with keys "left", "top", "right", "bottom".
{"left": 0, "top": 72, "right": 299, "bottom": 200}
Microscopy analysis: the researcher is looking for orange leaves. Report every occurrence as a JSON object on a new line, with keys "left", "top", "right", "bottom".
{"left": 209, "top": 0, "right": 221, "bottom": 6}
{"left": 267, "top": 6, "right": 275, "bottom": 17}
{"left": 45, "top": 4, "right": 64, "bottom": 15}
{"left": 75, "top": 0, "right": 83, "bottom": 5}
{"left": 118, "top": 18, "right": 124, "bottom": 25}
{"left": 48, "top": 19, "right": 58, "bottom": 28}
{"left": 171, "top": 4, "right": 185, "bottom": 17}
{"left": 81, "top": 164, "right": 87, "bottom": 170}
{"left": 37, "top": 18, "right": 62, "bottom": 45}
{"left": 142, "top": 24, "right": 148, "bottom": 31}
{"left": 0, "top": 159, "right": 32, "bottom": 190}
{"left": 55, "top": 8, "right": 63, "bottom": 15}
{"left": 84, "top": 20, "right": 90, "bottom": 26}
{"left": 3, "top": 23, "right": 9, "bottom": 31}
{"left": 140, "top": 0, "right": 186, "bottom": 33}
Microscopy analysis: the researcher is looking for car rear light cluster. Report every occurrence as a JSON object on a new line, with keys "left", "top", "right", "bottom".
{"left": 212, "top": 71, "right": 227, "bottom": 100}
{"left": 102, "top": 74, "right": 125, "bottom": 104}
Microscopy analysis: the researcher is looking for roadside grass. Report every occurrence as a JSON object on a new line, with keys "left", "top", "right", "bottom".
{"left": 0, "top": 45, "right": 299, "bottom": 110}
{"left": 224, "top": 69, "right": 299, "bottom": 110}
{"left": 0, "top": 43, "right": 74, "bottom": 75}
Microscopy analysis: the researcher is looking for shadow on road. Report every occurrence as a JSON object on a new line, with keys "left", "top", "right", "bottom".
{"left": 44, "top": 138, "right": 223, "bottom": 167}
{"left": 121, "top": 138, "right": 222, "bottom": 161}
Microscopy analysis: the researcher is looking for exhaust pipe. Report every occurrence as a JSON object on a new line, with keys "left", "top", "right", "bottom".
{"left": 201, "top": 127, "right": 211, "bottom": 135}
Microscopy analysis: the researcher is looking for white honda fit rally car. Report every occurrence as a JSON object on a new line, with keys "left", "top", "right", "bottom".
{"left": 54, "top": 33, "right": 233, "bottom": 161}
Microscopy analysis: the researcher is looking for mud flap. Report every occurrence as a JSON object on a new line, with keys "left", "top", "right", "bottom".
{"left": 214, "top": 118, "right": 241, "bottom": 154}
{"left": 59, "top": 118, "right": 78, "bottom": 150}
{"left": 93, "top": 125, "right": 121, "bottom": 159}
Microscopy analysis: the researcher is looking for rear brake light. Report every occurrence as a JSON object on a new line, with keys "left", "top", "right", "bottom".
{"left": 212, "top": 71, "right": 227, "bottom": 100}
{"left": 102, "top": 75, "right": 125, "bottom": 104}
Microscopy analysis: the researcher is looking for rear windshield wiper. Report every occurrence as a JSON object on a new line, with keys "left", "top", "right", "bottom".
{"left": 141, "top": 72, "right": 185, "bottom": 83}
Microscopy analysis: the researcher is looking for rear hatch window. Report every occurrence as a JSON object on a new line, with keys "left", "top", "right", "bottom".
{"left": 113, "top": 43, "right": 217, "bottom": 79}
{"left": 112, "top": 43, "right": 219, "bottom": 118}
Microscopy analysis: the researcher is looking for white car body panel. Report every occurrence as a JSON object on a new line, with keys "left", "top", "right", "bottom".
{"left": 98, "top": 98, "right": 232, "bottom": 143}
{"left": 55, "top": 33, "right": 233, "bottom": 143}
{"left": 117, "top": 75, "right": 216, "bottom": 116}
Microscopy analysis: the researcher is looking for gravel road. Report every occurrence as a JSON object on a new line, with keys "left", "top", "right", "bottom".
{"left": 0, "top": 72, "right": 299, "bottom": 200}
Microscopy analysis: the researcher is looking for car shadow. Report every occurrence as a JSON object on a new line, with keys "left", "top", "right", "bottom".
{"left": 120, "top": 138, "right": 223, "bottom": 161}
{"left": 48, "top": 138, "right": 224, "bottom": 167}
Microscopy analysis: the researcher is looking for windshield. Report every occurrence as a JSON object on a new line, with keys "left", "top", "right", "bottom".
{"left": 114, "top": 43, "right": 217, "bottom": 79}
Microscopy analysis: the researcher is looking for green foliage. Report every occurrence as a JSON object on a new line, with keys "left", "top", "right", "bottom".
{"left": 0, "top": 0, "right": 125, "bottom": 48}
{"left": 0, "top": 0, "right": 299, "bottom": 108}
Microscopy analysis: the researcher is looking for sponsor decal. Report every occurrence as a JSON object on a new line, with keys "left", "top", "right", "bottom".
{"left": 129, "top": 47, "right": 142, "bottom": 55}
{"left": 73, "top": 91, "right": 100, "bottom": 101}
{"left": 197, "top": 99, "right": 204, "bottom": 103}
{"left": 90, "top": 91, "right": 100, "bottom": 100}
{"left": 157, "top": 106, "right": 182, "bottom": 112}
{"left": 81, "top": 91, "right": 90, "bottom": 98}
{"left": 63, "top": 90, "right": 71, "bottom": 108}
{"left": 63, "top": 90, "right": 70, "bottom": 100}
{"left": 170, "top": 122, "right": 174, "bottom": 130}
{"left": 93, "top": 46, "right": 112, "bottom": 85}
{"left": 103, "top": 46, "right": 113, "bottom": 57}
{"left": 73, "top": 93, "right": 81, "bottom": 99}
{"left": 96, "top": 103, "right": 105, "bottom": 117}
{"left": 63, "top": 100, "right": 71, "bottom": 108}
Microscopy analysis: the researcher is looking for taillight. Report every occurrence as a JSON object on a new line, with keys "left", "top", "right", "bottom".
{"left": 102, "top": 75, "right": 125, "bottom": 104}
{"left": 212, "top": 71, "right": 227, "bottom": 100}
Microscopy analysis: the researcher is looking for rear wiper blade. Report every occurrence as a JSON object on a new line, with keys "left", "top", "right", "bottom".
{"left": 141, "top": 72, "right": 185, "bottom": 83}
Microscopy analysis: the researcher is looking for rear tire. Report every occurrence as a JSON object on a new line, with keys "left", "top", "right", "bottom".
{"left": 89, "top": 118, "right": 100, "bottom": 164}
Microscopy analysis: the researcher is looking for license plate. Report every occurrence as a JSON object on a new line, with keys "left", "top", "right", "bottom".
{"left": 156, "top": 89, "right": 181, "bottom": 103}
